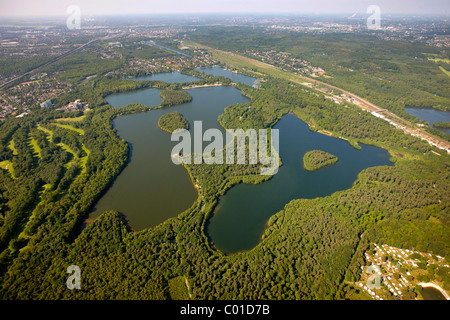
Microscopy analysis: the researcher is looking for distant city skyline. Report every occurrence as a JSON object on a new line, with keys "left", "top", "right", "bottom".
{"left": 0, "top": 0, "right": 449, "bottom": 17}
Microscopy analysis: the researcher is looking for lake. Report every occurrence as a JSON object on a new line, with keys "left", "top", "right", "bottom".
{"left": 132, "top": 71, "right": 200, "bottom": 83}
{"left": 420, "top": 286, "right": 447, "bottom": 300}
{"left": 207, "top": 114, "right": 393, "bottom": 253}
{"left": 90, "top": 85, "right": 251, "bottom": 229}
{"left": 405, "top": 107, "right": 450, "bottom": 135}
{"left": 90, "top": 70, "right": 393, "bottom": 254}
{"left": 196, "top": 67, "right": 260, "bottom": 87}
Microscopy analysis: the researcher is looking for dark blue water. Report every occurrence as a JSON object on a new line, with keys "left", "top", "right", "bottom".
{"left": 405, "top": 107, "right": 450, "bottom": 135}
{"left": 207, "top": 114, "right": 393, "bottom": 254}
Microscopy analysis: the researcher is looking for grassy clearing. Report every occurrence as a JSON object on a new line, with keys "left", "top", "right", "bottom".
{"left": 8, "top": 139, "right": 18, "bottom": 155}
{"left": 37, "top": 124, "right": 90, "bottom": 173}
{"left": 168, "top": 276, "right": 190, "bottom": 300}
{"left": 0, "top": 160, "right": 15, "bottom": 178}
{"left": 27, "top": 135, "right": 42, "bottom": 159}
{"left": 438, "top": 66, "right": 450, "bottom": 78}
{"left": 198, "top": 44, "right": 315, "bottom": 87}
{"left": 37, "top": 125, "right": 78, "bottom": 168}
{"left": 428, "top": 57, "right": 450, "bottom": 65}
{"left": 52, "top": 122, "right": 85, "bottom": 135}
{"left": 79, "top": 145, "right": 90, "bottom": 175}
{"left": 54, "top": 114, "right": 87, "bottom": 123}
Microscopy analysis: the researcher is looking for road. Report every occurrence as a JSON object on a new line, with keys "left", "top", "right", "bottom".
{"left": 0, "top": 33, "right": 125, "bottom": 89}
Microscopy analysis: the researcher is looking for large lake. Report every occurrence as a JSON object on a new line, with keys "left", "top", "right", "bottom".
{"left": 90, "top": 85, "right": 250, "bottom": 229}
{"left": 196, "top": 67, "right": 260, "bottom": 87}
{"left": 405, "top": 107, "right": 450, "bottom": 135}
{"left": 90, "top": 70, "right": 393, "bottom": 254}
{"left": 208, "top": 114, "right": 393, "bottom": 253}
{"left": 132, "top": 71, "right": 200, "bottom": 83}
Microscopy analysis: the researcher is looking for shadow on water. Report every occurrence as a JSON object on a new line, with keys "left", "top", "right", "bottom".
{"left": 83, "top": 71, "right": 393, "bottom": 256}
{"left": 206, "top": 114, "right": 394, "bottom": 254}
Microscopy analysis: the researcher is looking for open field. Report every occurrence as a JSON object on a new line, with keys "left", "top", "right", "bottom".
{"left": 27, "top": 135, "right": 42, "bottom": 159}
{"left": 7, "top": 139, "right": 18, "bottom": 155}
{"left": 0, "top": 160, "right": 15, "bottom": 178}
{"left": 428, "top": 57, "right": 450, "bottom": 64}
{"left": 52, "top": 122, "right": 85, "bottom": 135}
{"left": 54, "top": 114, "right": 87, "bottom": 122}
{"left": 37, "top": 125, "right": 79, "bottom": 168}
{"left": 439, "top": 66, "right": 450, "bottom": 78}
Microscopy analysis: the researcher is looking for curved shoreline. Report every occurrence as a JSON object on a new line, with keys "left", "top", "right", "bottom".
{"left": 418, "top": 282, "right": 450, "bottom": 300}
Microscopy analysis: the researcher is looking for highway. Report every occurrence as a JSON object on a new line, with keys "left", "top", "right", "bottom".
{"left": 0, "top": 33, "right": 125, "bottom": 89}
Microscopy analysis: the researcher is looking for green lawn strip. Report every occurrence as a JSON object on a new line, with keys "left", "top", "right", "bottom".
{"left": 78, "top": 145, "right": 90, "bottom": 175}
{"left": 27, "top": 134, "right": 42, "bottom": 159}
{"left": 16, "top": 183, "right": 53, "bottom": 247}
{"left": 52, "top": 122, "right": 85, "bottom": 135}
{"left": 54, "top": 114, "right": 86, "bottom": 123}
{"left": 37, "top": 125, "right": 79, "bottom": 168}
{"left": 0, "top": 160, "right": 15, "bottom": 179}
{"left": 438, "top": 66, "right": 450, "bottom": 78}
{"left": 8, "top": 139, "right": 18, "bottom": 155}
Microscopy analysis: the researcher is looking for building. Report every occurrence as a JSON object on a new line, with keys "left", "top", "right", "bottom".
{"left": 40, "top": 100, "right": 52, "bottom": 108}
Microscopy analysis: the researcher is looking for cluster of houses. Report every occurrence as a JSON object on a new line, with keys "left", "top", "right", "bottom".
{"left": 356, "top": 243, "right": 448, "bottom": 300}
{"left": 55, "top": 99, "right": 89, "bottom": 113}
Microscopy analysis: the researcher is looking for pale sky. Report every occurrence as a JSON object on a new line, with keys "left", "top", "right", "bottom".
{"left": 0, "top": 0, "right": 448, "bottom": 17}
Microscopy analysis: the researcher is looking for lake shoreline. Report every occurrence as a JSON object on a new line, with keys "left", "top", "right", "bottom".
{"left": 418, "top": 282, "right": 450, "bottom": 300}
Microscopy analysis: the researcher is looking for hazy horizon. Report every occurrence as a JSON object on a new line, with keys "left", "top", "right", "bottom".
{"left": 0, "top": 0, "right": 449, "bottom": 17}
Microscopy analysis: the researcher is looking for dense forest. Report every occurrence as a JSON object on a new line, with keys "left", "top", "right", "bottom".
{"left": 158, "top": 111, "right": 190, "bottom": 134}
{"left": 159, "top": 89, "right": 193, "bottom": 107}
{"left": 303, "top": 150, "right": 338, "bottom": 171}
{"left": 434, "top": 122, "right": 450, "bottom": 129}
{"left": 0, "top": 34, "right": 448, "bottom": 301}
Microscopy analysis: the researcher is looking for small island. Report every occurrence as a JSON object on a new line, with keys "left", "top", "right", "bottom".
{"left": 158, "top": 111, "right": 190, "bottom": 134}
{"left": 160, "top": 89, "right": 192, "bottom": 107}
{"left": 433, "top": 121, "right": 450, "bottom": 129}
{"left": 303, "top": 150, "right": 338, "bottom": 171}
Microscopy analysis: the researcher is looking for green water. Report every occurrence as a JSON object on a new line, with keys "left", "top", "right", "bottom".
{"left": 91, "top": 71, "right": 393, "bottom": 254}
{"left": 90, "top": 85, "right": 250, "bottom": 229}
{"left": 207, "top": 114, "right": 393, "bottom": 253}
{"left": 420, "top": 286, "right": 447, "bottom": 300}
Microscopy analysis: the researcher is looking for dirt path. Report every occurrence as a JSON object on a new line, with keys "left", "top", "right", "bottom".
{"left": 185, "top": 277, "right": 192, "bottom": 299}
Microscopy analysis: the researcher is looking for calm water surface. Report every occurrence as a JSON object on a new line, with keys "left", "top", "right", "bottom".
{"left": 207, "top": 114, "right": 393, "bottom": 253}
{"left": 132, "top": 71, "right": 200, "bottom": 83}
{"left": 420, "top": 286, "right": 447, "bottom": 300}
{"left": 405, "top": 107, "right": 450, "bottom": 135}
{"left": 90, "top": 85, "right": 250, "bottom": 229}
{"left": 196, "top": 67, "right": 259, "bottom": 87}
{"left": 91, "top": 71, "right": 393, "bottom": 254}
